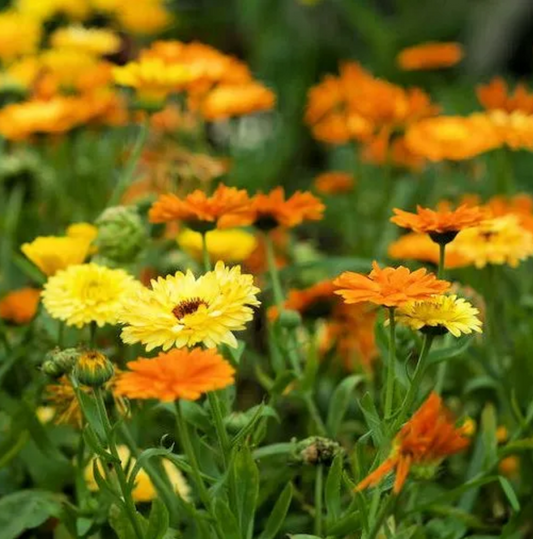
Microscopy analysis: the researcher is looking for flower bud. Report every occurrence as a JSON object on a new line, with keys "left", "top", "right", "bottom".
{"left": 278, "top": 309, "right": 302, "bottom": 329}
{"left": 293, "top": 436, "right": 342, "bottom": 466}
{"left": 93, "top": 206, "right": 147, "bottom": 266}
{"left": 73, "top": 350, "right": 114, "bottom": 387}
{"left": 41, "top": 347, "right": 80, "bottom": 378}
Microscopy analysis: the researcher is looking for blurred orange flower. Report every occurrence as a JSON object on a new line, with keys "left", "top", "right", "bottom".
{"left": 0, "top": 288, "right": 41, "bottom": 325}
{"left": 397, "top": 42, "right": 464, "bottom": 71}
{"left": 477, "top": 77, "right": 533, "bottom": 114}
{"left": 334, "top": 261, "right": 450, "bottom": 308}
{"left": 115, "top": 348, "right": 235, "bottom": 402}
{"left": 314, "top": 171, "right": 354, "bottom": 194}
{"left": 486, "top": 110, "right": 533, "bottom": 150}
{"left": 356, "top": 392, "right": 470, "bottom": 493}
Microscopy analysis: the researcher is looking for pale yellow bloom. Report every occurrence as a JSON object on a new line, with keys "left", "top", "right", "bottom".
{"left": 50, "top": 26, "right": 121, "bottom": 56}
{"left": 41, "top": 48, "right": 98, "bottom": 88}
{"left": 16, "top": 0, "right": 91, "bottom": 21}
{"left": 0, "top": 12, "right": 41, "bottom": 61}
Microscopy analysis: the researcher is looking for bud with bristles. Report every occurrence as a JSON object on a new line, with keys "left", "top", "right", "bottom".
{"left": 41, "top": 347, "right": 80, "bottom": 378}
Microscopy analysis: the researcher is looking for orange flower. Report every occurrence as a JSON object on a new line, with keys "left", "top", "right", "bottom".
{"left": 334, "top": 261, "right": 450, "bottom": 308}
{"left": 484, "top": 193, "right": 533, "bottom": 233}
{"left": 314, "top": 172, "right": 354, "bottom": 194}
{"left": 486, "top": 110, "right": 533, "bottom": 151}
{"left": 115, "top": 348, "right": 235, "bottom": 402}
{"left": 0, "top": 288, "right": 40, "bottom": 324}
{"left": 148, "top": 184, "right": 253, "bottom": 230}
{"left": 397, "top": 42, "right": 464, "bottom": 71}
{"left": 356, "top": 393, "right": 470, "bottom": 493}
{"left": 405, "top": 114, "right": 500, "bottom": 161}
{"left": 477, "top": 77, "right": 533, "bottom": 114}
{"left": 250, "top": 187, "right": 325, "bottom": 230}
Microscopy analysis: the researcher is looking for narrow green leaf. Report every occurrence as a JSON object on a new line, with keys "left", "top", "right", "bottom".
{"left": 146, "top": 499, "right": 170, "bottom": 539}
{"left": 258, "top": 482, "right": 292, "bottom": 539}
{"left": 498, "top": 476, "right": 520, "bottom": 512}
{"left": 426, "top": 337, "right": 472, "bottom": 365}
{"left": 325, "top": 453, "right": 343, "bottom": 525}
{"left": 326, "top": 375, "right": 363, "bottom": 437}
{"left": 231, "top": 404, "right": 279, "bottom": 448}
{"left": 327, "top": 511, "right": 361, "bottom": 536}
{"left": 214, "top": 498, "right": 241, "bottom": 539}
{"left": 234, "top": 445, "right": 260, "bottom": 539}
{"left": 127, "top": 447, "right": 174, "bottom": 492}
{"left": 481, "top": 403, "right": 498, "bottom": 469}
{"left": 358, "top": 393, "right": 385, "bottom": 446}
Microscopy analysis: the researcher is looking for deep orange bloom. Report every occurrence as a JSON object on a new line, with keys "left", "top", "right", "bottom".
{"left": 391, "top": 205, "right": 486, "bottom": 234}
{"left": 334, "top": 261, "right": 450, "bottom": 308}
{"left": 397, "top": 42, "right": 464, "bottom": 71}
{"left": 477, "top": 77, "right": 533, "bottom": 114}
{"left": 115, "top": 348, "right": 235, "bottom": 402}
{"left": 356, "top": 393, "right": 470, "bottom": 493}
{"left": 314, "top": 172, "right": 354, "bottom": 194}
{"left": 0, "top": 288, "right": 41, "bottom": 324}
{"left": 149, "top": 184, "right": 253, "bottom": 229}
{"left": 250, "top": 187, "right": 325, "bottom": 229}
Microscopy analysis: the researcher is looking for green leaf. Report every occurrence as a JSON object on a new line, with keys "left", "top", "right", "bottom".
{"left": 179, "top": 400, "right": 212, "bottom": 433}
{"left": 231, "top": 404, "right": 279, "bottom": 448}
{"left": 76, "top": 517, "right": 93, "bottom": 537}
{"left": 127, "top": 447, "right": 174, "bottom": 492}
{"left": 76, "top": 389, "right": 106, "bottom": 441}
{"left": 481, "top": 404, "right": 498, "bottom": 469}
{"left": 358, "top": 393, "right": 385, "bottom": 446}
{"left": 325, "top": 453, "right": 343, "bottom": 525}
{"left": 498, "top": 476, "right": 520, "bottom": 512}
{"left": 426, "top": 337, "right": 472, "bottom": 365}
{"left": 0, "top": 490, "right": 64, "bottom": 539}
{"left": 109, "top": 504, "right": 142, "bottom": 539}
{"left": 326, "top": 375, "right": 363, "bottom": 437}
{"left": 287, "top": 535, "right": 322, "bottom": 539}
{"left": 258, "top": 482, "right": 292, "bottom": 539}
{"left": 146, "top": 499, "right": 170, "bottom": 539}
{"left": 327, "top": 511, "right": 361, "bottom": 536}
{"left": 270, "top": 370, "right": 297, "bottom": 395}
{"left": 214, "top": 498, "right": 241, "bottom": 539}
{"left": 234, "top": 444, "right": 259, "bottom": 539}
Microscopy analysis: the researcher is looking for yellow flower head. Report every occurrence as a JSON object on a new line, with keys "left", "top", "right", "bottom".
{"left": 85, "top": 445, "right": 190, "bottom": 503}
{"left": 40, "top": 48, "right": 99, "bottom": 88}
{"left": 395, "top": 294, "right": 482, "bottom": 337}
{"left": 66, "top": 222, "right": 98, "bottom": 242}
{"left": 120, "top": 261, "right": 260, "bottom": 350}
{"left": 50, "top": 25, "right": 121, "bottom": 56}
{"left": 178, "top": 228, "right": 258, "bottom": 264}
{"left": 21, "top": 236, "right": 92, "bottom": 276}
{"left": 16, "top": 0, "right": 90, "bottom": 21}
{"left": 113, "top": 58, "right": 194, "bottom": 103}
{"left": 453, "top": 215, "right": 533, "bottom": 268}
{"left": 0, "top": 12, "right": 42, "bottom": 61}
{"left": 42, "top": 263, "right": 140, "bottom": 328}
{"left": 116, "top": 1, "right": 172, "bottom": 35}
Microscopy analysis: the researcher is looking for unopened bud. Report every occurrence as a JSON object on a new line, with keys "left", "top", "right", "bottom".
{"left": 41, "top": 347, "right": 80, "bottom": 378}
{"left": 73, "top": 350, "right": 114, "bottom": 387}
{"left": 294, "top": 436, "right": 342, "bottom": 466}
{"left": 279, "top": 309, "right": 302, "bottom": 330}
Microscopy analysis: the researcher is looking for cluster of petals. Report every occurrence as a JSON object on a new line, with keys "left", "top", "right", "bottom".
{"left": 396, "top": 42, "right": 464, "bottom": 71}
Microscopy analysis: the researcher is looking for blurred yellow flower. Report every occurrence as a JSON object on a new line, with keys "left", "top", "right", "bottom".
{"left": 16, "top": 0, "right": 90, "bottom": 21}
{"left": 116, "top": 1, "right": 172, "bottom": 34}
{"left": 178, "top": 228, "right": 258, "bottom": 263}
{"left": 487, "top": 110, "right": 533, "bottom": 150}
{"left": 66, "top": 222, "right": 98, "bottom": 242}
{"left": 42, "top": 263, "right": 140, "bottom": 327}
{"left": 50, "top": 25, "right": 121, "bottom": 56}
{"left": 0, "top": 12, "right": 41, "bottom": 61}
{"left": 41, "top": 48, "right": 99, "bottom": 89}
{"left": 85, "top": 445, "right": 190, "bottom": 503}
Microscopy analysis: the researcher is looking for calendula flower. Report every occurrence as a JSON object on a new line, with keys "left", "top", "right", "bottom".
{"left": 115, "top": 348, "right": 235, "bottom": 401}
{"left": 21, "top": 236, "right": 92, "bottom": 276}
{"left": 178, "top": 228, "right": 258, "bottom": 263}
{"left": 66, "top": 222, "right": 98, "bottom": 243}
{"left": 334, "top": 262, "right": 450, "bottom": 308}
{"left": 452, "top": 215, "right": 533, "bottom": 268}
{"left": 0, "top": 288, "right": 41, "bottom": 324}
{"left": 17, "top": 0, "right": 90, "bottom": 21}
{"left": 483, "top": 193, "right": 533, "bottom": 233}
{"left": 149, "top": 184, "right": 253, "bottom": 230}
{"left": 85, "top": 444, "right": 190, "bottom": 502}
{"left": 120, "top": 262, "right": 260, "bottom": 350}
{"left": 250, "top": 187, "right": 325, "bottom": 230}
{"left": 42, "top": 263, "right": 139, "bottom": 328}
{"left": 314, "top": 172, "right": 354, "bottom": 195}
{"left": 40, "top": 48, "right": 100, "bottom": 90}
{"left": 356, "top": 392, "right": 470, "bottom": 493}
{"left": 499, "top": 456, "right": 519, "bottom": 479}
{"left": 394, "top": 294, "right": 482, "bottom": 337}
{"left": 0, "top": 12, "right": 41, "bottom": 61}
{"left": 73, "top": 350, "right": 115, "bottom": 387}
{"left": 477, "top": 77, "right": 533, "bottom": 114}
{"left": 397, "top": 42, "right": 464, "bottom": 71}
{"left": 50, "top": 25, "right": 121, "bottom": 56}
{"left": 116, "top": 1, "right": 172, "bottom": 34}
{"left": 405, "top": 114, "right": 500, "bottom": 161}
{"left": 486, "top": 110, "right": 533, "bottom": 150}
{"left": 361, "top": 130, "right": 425, "bottom": 171}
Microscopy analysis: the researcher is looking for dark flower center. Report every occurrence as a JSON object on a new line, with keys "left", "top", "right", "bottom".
{"left": 172, "top": 297, "right": 208, "bottom": 319}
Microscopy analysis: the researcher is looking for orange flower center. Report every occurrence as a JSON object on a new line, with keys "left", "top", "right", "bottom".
{"left": 172, "top": 297, "right": 207, "bottom": 319}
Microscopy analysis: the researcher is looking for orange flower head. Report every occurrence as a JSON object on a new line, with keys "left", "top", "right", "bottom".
{"left": 334, "top": 261, "right": 450, "bottom": 308}
{"left": 314, "top": 171, "right": 354, "bottom": 195}
{"left": 148, "top": 184, "right": 253, "bottom": 231}
{"left": 115, "top": 348, "right": 235, "bottom": 402}
{"left": 397, "top": 42, "right": 464, "bottom": 71}
{"left": 356, "top": 392, "right": 470, "bottom": 493}
{"left": 477, "top": 77, "right": 533, "bottom": 114}
{"left": 251, "top": 187, "right": 325, "bottom": 230}
{"left": 0, "top": 287, "right": 41, "bottom": 324}
{"left": 486, "top": 110, "right": 533, "bottom": 151}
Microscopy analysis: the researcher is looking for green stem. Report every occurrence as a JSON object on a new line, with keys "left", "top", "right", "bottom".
{"left": 201, "top": 232, "right": 212, "bottom": 272}
{"left": 93, "top": 388, "right": 145, "bottom": 539}
{"left": 384, "top": 308, "right": 396, "bottom": 420}
{"left": 264, "top": 233, "right": 284, "bottom": 308}
{"left": 437, "top": 243, "right": 446, "bottom": 279}
{"left": 89, "top": 322, "right": 97, "bottom": 348}
{"left": 367, "top": 495, "right": 396, "bottom": 539}
{"left": 207, "top": 391, "right": 230, "bottom": 460}
{"left": 57, "top": 323, "right": 65, "bottom": 348}
{"left": 314, "top": 464, "right": 324, "bottom": 536}
{"left": 304, "top": 394, "right": 327, "bottom": 436}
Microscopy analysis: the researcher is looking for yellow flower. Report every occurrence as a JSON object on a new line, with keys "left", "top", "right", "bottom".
{"left": 116, "top": 1, "right": 172, "bottom": 35}
{"left": 0, "top": 12, "right": 42, "bottom": 61}
{"left": 1, "top": 56, "right": 40, "bottom": 91}
{"left": 40, "top": 48, "right": 99, "bottom": 89}
{"left": 395, "top": 294, "right": 482, "bottom": 337}
{"left": 120, "top": 261, "right": 260, "bottom": 350}
{"left": 21, "top": 236, "right": 92, "bottom": 276}
{"left": 50, "top": 25, "right": 121, "bottom": 56}
{"left": 178, "top": 228, "right": 258, "bottom": 263}
{"left": 85, "top": 445, "right": 190, "bottom": 503}
{"left": 66, "top": 222, "right": 98, "bottom": 242}
{"left": 453, "top": 215, "right": 533, "bottom": 268}
{"left": 16, "top": 0, "right": 90, "bottom": 21}
{"left": 42, "top": 263, "right": 140, "bottom": 328}
{"left": 487, "top": 109, "right": 533, "bottom": 151}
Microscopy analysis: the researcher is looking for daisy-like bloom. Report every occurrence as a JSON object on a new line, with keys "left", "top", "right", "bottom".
{"left": 0, "top": 288, "right": 40, "bottom": 324}
{"left": 334, "top": 262, "right": 450, "bottom": 308}
{"left": 391, "top": 205, "right": 486, "bottom": 244}
{"left": 178, "top": 228, "right": 258, "bottom": 264}
{"left": 0, "top": 12, "right": 41, "bottom": 61}
{"left": 85, "top": 445, "right": 190, "bottom": 502}
{"left": 356, "top": 392, "right": 470, "bottom": 493}
{"left": 115, "top": 348, "right": 236, "bottom": 401}
{"left": 149, "top": 184, "right": 253, "bottom": 230}
{"left": 120, "top": 261, "right": 260, "bottom": 350}
{"left": 39, "top": 49, "right": 101, "bottom": 91}
{"left": 314, "top": 171, "right": 354, "bottom": 195}
{"left": 250, "top": 187, "right": 325, "bottom": 230}
{"left": 396, "top": 42, "right": 464, "bottom": 71}
{"left": 42, "top": 263, "right": 140, "bottom": 328}
{"left": 50, "top": 26, "right": 121, "bottom": 56}
{"left": 394, "top": 294, "right": 482, "bottom": 337}
{"left": 405, "top": 114, "right": 500, "bottom": 162}
{"left": 486, "top": 110, "right": 533, "bottom": 151}
{"left": 477, "top": 77, "right": 533, "bottom": 114}
{"left": 452, "top": 215, "right": 533, "bottom": 268}
{"left": 116, "top": 1, "right": 172, "bottom": 35}
{"left": 21, "top": 235, "right": 92, "bottom": 276}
